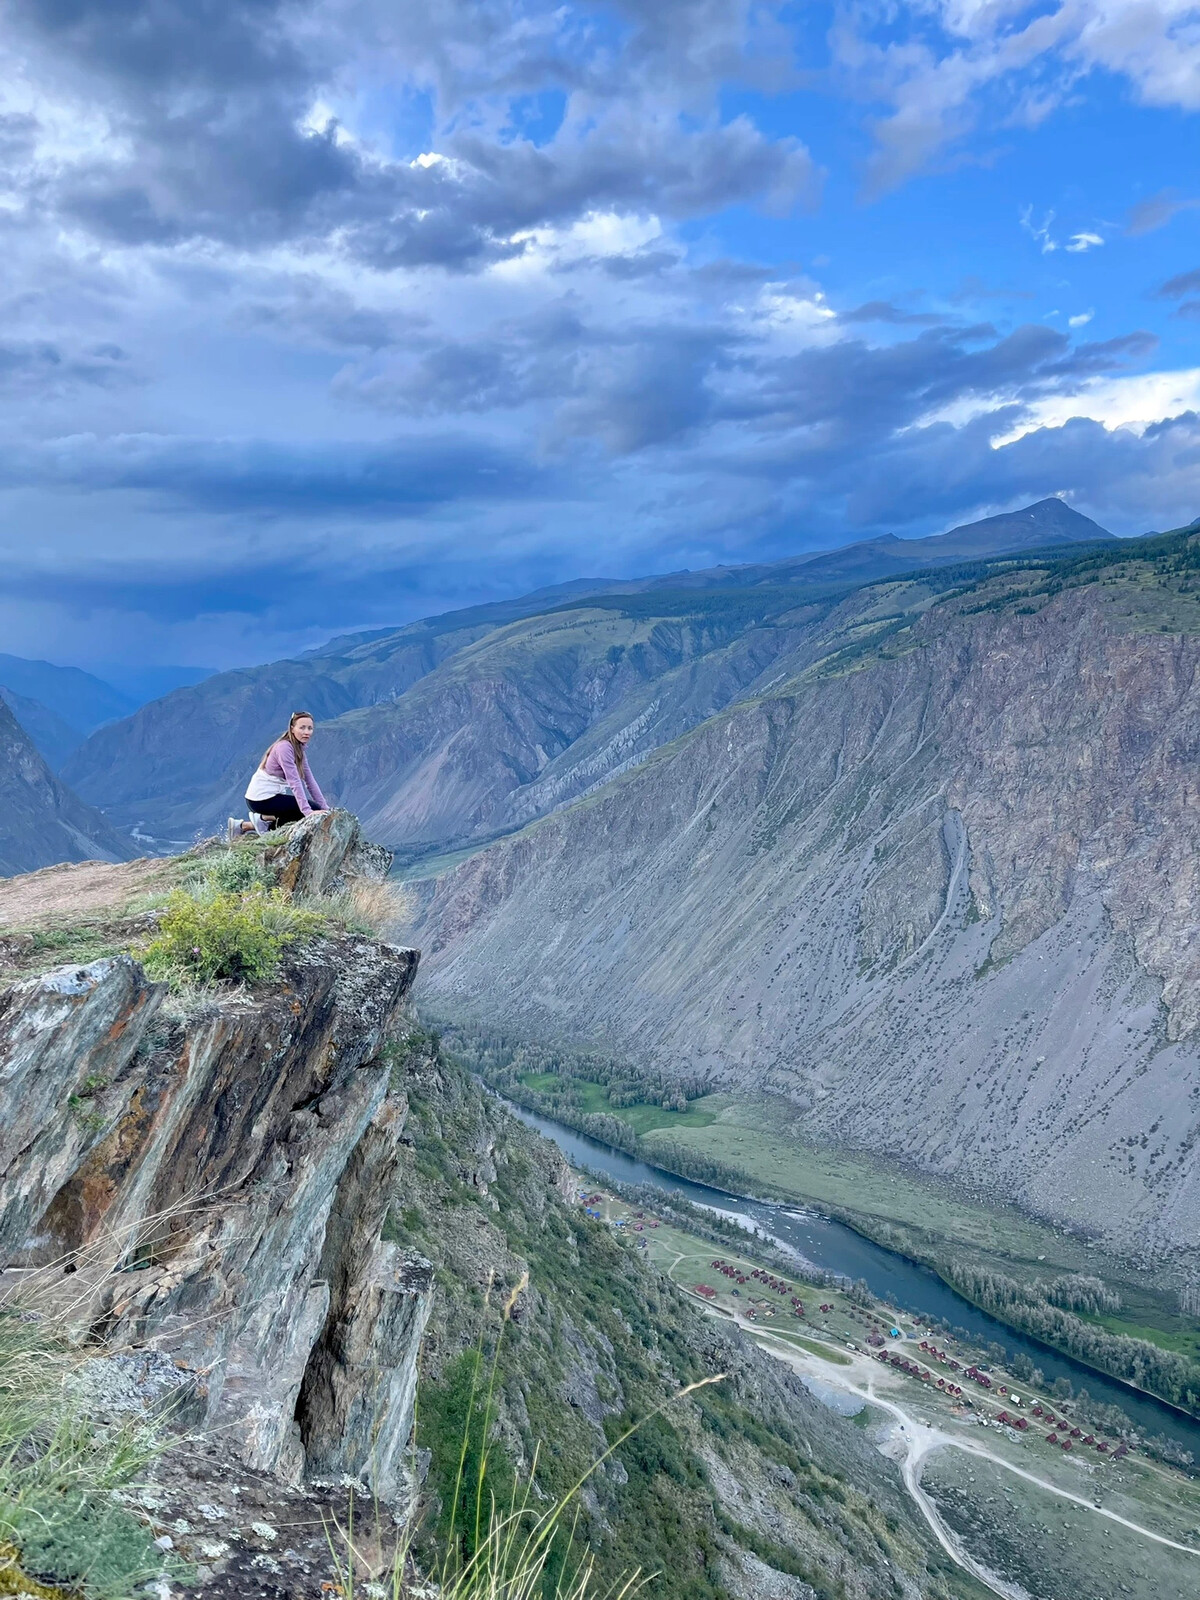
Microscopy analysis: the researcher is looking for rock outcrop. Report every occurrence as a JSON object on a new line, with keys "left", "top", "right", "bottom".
{"left": 0, "top": 811, "right": 431, "bottom": 1503}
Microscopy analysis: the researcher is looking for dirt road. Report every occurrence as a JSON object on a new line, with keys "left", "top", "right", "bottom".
{"left": 728, "top": 1312, "right": 1200, "bottom": 1596}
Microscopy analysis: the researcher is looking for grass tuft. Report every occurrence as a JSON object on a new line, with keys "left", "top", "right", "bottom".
{"left": 0, "top": 1312, "right": 185, "bottom": 1600}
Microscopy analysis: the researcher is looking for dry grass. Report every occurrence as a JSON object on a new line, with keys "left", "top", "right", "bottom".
{"left": 309, "top": 878, "right": 416, "bottom": 941}
{"left": 0, "top": 1310, "right": 182, "bottom": 1600}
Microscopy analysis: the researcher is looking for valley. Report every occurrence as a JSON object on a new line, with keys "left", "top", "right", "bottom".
{"left": 560, "top": 1170, "right": 1200, "bottom": 1600}
{"left": 4, "top": 502, "right": 1200, "bottom": 1597}
{"left": 466, "top": 1044, "right": 1200, "bottom": 1443}
{"left": 413, "top": 529, "right": 1200, "bottom": 1277}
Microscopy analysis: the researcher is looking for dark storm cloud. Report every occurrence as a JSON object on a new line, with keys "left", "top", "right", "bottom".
{"left": 343, "top": 307, "right": 1164, "bottom": 475}
{"left": 5, "top": 0, "right": 817, "bottom": 267}
{"left": 339, "top": 301, "right": 738, "bottom": 453}
{"left": 3, "top": 313, "right": 1145, "bottom": 543}
{"left": 733, "top": 323, "right": 1076, "bottom": 444}
{"left": 0, "top": 431, "right": 543, "bottom": 513}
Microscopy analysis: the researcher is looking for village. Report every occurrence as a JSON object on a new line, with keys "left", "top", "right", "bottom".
{"left": 573, "top": 1176, "right": 1200, "bottom": 1585}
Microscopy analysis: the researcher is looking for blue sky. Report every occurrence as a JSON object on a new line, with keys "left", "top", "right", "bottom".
{"left": 1, "top": 0, "right": 1198, "bottom": 674}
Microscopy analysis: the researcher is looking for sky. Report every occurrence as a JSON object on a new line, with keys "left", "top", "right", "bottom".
{"left": 1, "top": 0, "right": 1199, "bottom": 675}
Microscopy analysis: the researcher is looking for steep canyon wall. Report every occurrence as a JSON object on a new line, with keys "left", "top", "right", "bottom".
{"left": 417, "top": 583, "right": 1200, "bottom": 1261}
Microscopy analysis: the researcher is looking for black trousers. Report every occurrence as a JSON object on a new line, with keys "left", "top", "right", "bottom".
{"left": 247, "top": 793, "right": 305, "bottom": 827}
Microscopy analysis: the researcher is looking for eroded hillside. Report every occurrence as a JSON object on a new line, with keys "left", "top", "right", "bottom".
{"left": 416, "top": 536, "right": 1200, "bottom": 1265}
{"left": 0, "top": 694, "right": 134, "bottom": 876}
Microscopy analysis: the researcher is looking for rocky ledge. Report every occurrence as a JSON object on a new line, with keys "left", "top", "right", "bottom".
{"left": 0, "top": 812, "right": 432, "bottom": 1593}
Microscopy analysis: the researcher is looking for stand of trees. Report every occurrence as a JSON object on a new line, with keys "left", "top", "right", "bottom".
{"left": 439, "top": 1024, "right": 711, "bottom": 1118}
{"left": 943, "top": 1262, "right": 1200, "bottom": 1417}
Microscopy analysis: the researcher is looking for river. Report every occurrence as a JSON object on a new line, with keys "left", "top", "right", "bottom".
{"left": 505, "top": 1100, "right": 1200, "bottom": 1459}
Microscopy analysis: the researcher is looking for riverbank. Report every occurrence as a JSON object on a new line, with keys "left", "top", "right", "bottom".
{"left": 630, "top": 1096, "right": 1200, "bottom": 1412}
{"left": 499, "top": 1095, "right": 1200, "bottom": 1459}
{"left": 573, "top": 1171, "right": 1200, "bottom": 1600}
{"left": 470, "top": 1042, "right": 1200, "bottom": 1416}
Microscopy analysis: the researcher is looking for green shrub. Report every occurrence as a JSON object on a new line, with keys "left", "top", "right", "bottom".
{"left": 141, "top": 889, "right": 325, "bottom": 987}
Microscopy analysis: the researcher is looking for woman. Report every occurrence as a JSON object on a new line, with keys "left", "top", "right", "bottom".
{"left": 230, "top": 710, "right": 330, "bottom": 839}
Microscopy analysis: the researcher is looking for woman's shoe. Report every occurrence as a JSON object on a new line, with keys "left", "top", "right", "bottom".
{"left": 226, "top": 817, "right": 240, "bottom": 846}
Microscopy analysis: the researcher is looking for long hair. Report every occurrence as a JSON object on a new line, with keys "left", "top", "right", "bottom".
{"left": 261, "top": 710, "right": 314, "bottom": 784}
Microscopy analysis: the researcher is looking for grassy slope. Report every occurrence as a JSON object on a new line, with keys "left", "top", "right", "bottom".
{"left": 385, "top": 1027, "right": 986, "bottom": 1600}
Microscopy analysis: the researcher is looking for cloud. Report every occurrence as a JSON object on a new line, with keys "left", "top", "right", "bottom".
{"left": 2, "top": 0, "right": 818, "bottom": 269}
{"left": 1021, "top": 208, "right": 1059, "bottom": 254}
{"left": 840, "top": 301, "right": 944, "bottom": 326}
{"left": 1155, "top": 268, "right": 1200, "bottom": 299}
{"left": 1068, "top": 310, "right": 1094, "bottom": 328}
{"left": 1126, "top": 190, "right": 1200, "bottom": 235}
{"left": 991, "top": 368, "right": 1200, "bottom": 444}
{"left": 0, "top": 0, "right": 1197, "bottom": 672}
{"left": 835, "top": 1, "right": 1200, "bottom": 192}
{"left": 0, "top": 338, "right": 133, "bottom": 397}
{"left": 0, "top": 431, "right": 544, "bottom": 513}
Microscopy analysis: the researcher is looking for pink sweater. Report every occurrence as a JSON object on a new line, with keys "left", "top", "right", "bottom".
{"left": 258, "top": 739, "right": 328, "bottom": 814}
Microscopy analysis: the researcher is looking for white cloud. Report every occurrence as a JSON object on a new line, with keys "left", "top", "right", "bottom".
{"left": 1021, "top": 207, "right": 1059, "bottom": 253}
{"left": 839, "top": 0, "right": 1200, "bottom": 189}
{"left": 992, "top": 368, "right": 1200, "bottom": 444}
{"left": 1066, "top": 231, "right": 1104, "bottom": 252}
{"left": 1068, "top": 310, "right": 1094, "bottom": 327}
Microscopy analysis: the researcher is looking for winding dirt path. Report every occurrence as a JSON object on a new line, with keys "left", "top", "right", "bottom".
{"left": 726, "top": 1312, "right": 1200, "bottom": 1595}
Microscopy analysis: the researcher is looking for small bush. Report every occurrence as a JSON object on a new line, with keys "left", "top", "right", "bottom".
{"left": 141, "top": 889, "right": 325, "bottom": 987}
{"left": 185, "top": 844, "right": 272, "bottom": 897}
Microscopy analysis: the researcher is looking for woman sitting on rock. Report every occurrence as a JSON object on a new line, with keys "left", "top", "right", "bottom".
{"left": 230, "top": 710, "right": 330, "bottom": 839}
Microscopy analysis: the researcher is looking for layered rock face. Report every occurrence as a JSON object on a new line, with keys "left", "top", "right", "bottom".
{"left": 417, "top": 572, "right": 1200, "bottom": 1262}
{"left": 0, "top": 813, "right": 431, "bottom": 1500}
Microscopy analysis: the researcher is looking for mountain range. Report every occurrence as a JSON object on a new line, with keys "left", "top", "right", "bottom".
{"left": 5, "top": 495, "right": 1199, "bottom": 1280}
{"left": 60, "top": 497, "right": 1112, "bottom": 851}
{"left": 412, "top": 520, "right": 1200, "bottom": 1267}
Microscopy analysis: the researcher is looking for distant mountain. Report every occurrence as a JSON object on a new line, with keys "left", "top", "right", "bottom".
{"left": 61, "top": 499, "right": 1115, "bottom": 849}
{"left": 0, "top": 697, "right": 136, "bottom": 876}
{"left": 620, "top": 496, "right": 1112, "bottom": 591}
{"left": 0, "top": 654, "right": 135, "bottom": 735}
{"left": 0, "top": 687, "right": 84, "bottom": 769}
{"left": 96, "top": 664, "right": 218, "bottom": 704}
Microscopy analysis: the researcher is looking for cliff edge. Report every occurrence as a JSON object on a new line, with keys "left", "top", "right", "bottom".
{"left": 0, "top": 812, "right": 433, "bottom": 1594}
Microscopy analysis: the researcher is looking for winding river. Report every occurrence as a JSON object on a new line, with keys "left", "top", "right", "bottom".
{"left": 505, "top": 1100, "right": 1200, "bottom": 1460}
